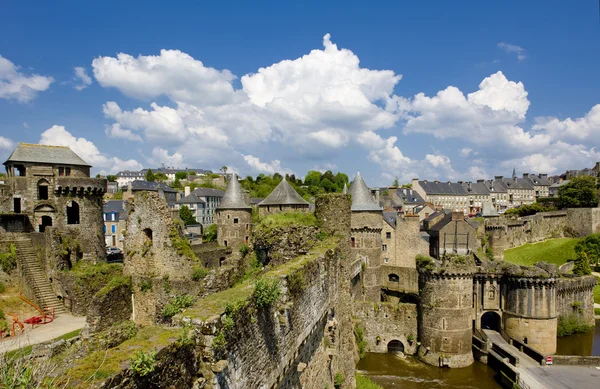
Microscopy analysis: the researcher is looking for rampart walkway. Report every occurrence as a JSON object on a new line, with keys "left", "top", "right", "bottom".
{"left": 484, "top": 329, "right": 599, "bottom": 389}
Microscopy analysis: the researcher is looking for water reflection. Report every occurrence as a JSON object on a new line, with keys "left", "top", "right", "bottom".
{"left": 356, "top": 353, "right": 500, "bottom": 389}
{"left": 556, "top": 319, "right": 600, "bottom": 356}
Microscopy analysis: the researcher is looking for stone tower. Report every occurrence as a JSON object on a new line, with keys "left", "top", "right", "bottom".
{"left": 216, "top": 173, "right": 252, "bottom": 251}
{"left": 418, "top": 258, "right": 476, "bottom": 368}
{"left": 349, "top": 171, "right": 382, "bottom": 300}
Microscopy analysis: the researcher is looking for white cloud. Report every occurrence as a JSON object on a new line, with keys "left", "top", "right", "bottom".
{"left": 0, "top": 56, "right": 53, "bottom": 102}
{"left": 425, "top": 154, "right": 451, "bottom": 167}
{"left": 73, "top": 67, "right": 92, "bottom": 91}
{"left": 497, "top": 42, "right": 527, "bottom": 61}
{"left": 23, "top": 122, "right": 29, "bottom": 128}
{"left": 243, "top": 155, "right": 292, "bottom": 175}
{"left": 502, "top": 142, "right": 600, "bottom": 175}
{"left": 39, "top": 125, "right": 142, "bottom": 172}
{"left": 0, "top": 136, "right": 14, "bottom": 150}
{"left": 460, "top": 148, "right": 473, "bottom": 157}
{"left": 92, "top": 49, "right": 241, "bottom": 106}
{"left": 533, "top": 104, "right": 600, "bottom": 142}
{"left": 104, "top": 123, "right": 142, "bottom": 142}
{"left": 151, "top": 147, "right": 184, "bottom": 168}
{"left": 357, "top": 131, "right": 411, "bottom": 170}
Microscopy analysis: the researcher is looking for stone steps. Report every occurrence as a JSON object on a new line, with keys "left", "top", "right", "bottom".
{"left": 14, "top": 239, "right": 68, "bottom": 315}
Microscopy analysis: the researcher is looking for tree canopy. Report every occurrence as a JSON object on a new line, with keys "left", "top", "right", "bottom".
{"left": 145, "top": 169, "right": 155, "bottom": 182}
{"left": 558, "top": 176, "right": 598, "bottom": 208}
{"left": 175, "top": 171, "right": 187, "bottom": 180}
{"left": 574, "top": 233, "right": 600, "bottom": 267}
{"left": 179, "top": 205, "right": 198, "bottom": 225}
{"left": 203, "top": 224, "right": 217, "bottom": 242}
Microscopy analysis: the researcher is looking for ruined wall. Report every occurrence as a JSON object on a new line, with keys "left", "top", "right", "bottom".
{"left": 556, "top": 275, "right": 597, "bottom": 325}
{"left": 216, "top": 208, "right": 252, "bottom": 252}
{"left": 354, "top": 301, "right": 418, "bottom": 355}
{"left": 253, "top": 225, "right": 318, "bottom": 267}
{"left": 258, "top": 204, "right": 309, "bottom": 218}
{"left": 566, "top": 207, "right": 600, "bottom": 237}
{"left": 394, "top": 215, "right": 427, "bottom": 268}
{"left": 314, "top": 193, "right": 351, "bottom": 237}
{"left": 192, "top": 243, "right": 232, "bottom": 269}
{"left": 85, "top": 281, "right": 132, "bottom": 333}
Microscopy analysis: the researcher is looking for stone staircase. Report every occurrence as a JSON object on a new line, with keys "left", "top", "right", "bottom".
{"left": 14, "top": 238, "right": 67, "bottom": 315}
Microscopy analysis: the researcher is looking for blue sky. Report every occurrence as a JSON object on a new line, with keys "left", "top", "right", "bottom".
{"left": 1, "top": 0, "right": 599, "bottom": 185}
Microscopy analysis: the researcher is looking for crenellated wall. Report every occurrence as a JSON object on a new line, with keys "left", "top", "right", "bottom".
{"left": 556, "top": 275, "right": 597, "bottom": 325}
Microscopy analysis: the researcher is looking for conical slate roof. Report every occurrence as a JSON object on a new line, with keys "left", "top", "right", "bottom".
{"left": 342, "top": 183, "right": 348, "bottom": 194}
{"left": 259, "top": 179, "right": 309, "bottom": 206}
{"left": 349, "top": 171, "right": 381, "bottom": 211}
{"left": 218, "top": 173, "right": 250, "bottom": 209}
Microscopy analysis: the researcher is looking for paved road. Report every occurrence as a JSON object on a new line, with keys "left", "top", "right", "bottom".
{"left": 0, "top": 314, "right": 86, "bottom": 354}
{"left": 484, "top": 329, "right": 600, "bottom": 389}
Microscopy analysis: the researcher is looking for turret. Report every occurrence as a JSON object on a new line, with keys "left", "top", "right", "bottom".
{"left": 216, "top": 173, "right": 252, "bottom": 251}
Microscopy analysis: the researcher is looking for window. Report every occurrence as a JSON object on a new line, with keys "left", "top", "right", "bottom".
{"left": 233, "top": 218, "right": 239, "bottom": 224}
{"left": 382, "top": 244, "right": 387, "bottom": 252}
{"left": 350, "top": 237, "right": 355, "bottom": 248}
{"left": 59, "top": 167, "right": 65, "bottom": 176}
{"left": 388, "top": 273, "right": 399, "bottom": 282}
{"left": 111, "top": 212, "right": 115, "bottom": 221}
{"left": 65, "top": 167, "right": 71, "bottom": 176}
{"left": 143, "top": 228, "right": 153, "bottom": 245}
{"left": 386, "top": 232, "right": 391, "bottom": 239}
{"left": 104, "top": 225, "right": 106, "bottom": 233}
{"left": 111, "top": 225, "right": 116, "bottom": 233}
{"left": 38, "top": 180, "right": 49, "bottom": 200}
{"left": 66, "top": 201, "right": 80, "bottom": 224}
{"left": 384, "top": 258, "right": 389, "bottom": 263}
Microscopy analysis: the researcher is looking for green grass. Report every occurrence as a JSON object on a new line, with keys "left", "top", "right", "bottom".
{"left": 5, "top": 328, "right": 82, "bottom": 359}
{"left": 504, "top": 238, "right": 580, "bottom": 266}
{"left": 356, "top": 373, "right": 384, "bottom": 389}
{"left": 256, "top": 212, "right": 317, "bottom": 229}
{"left": 594, "top": 283, "right": 600, "bottom": 305}
{"left": 594, "top": 307, "right": 600, "bottom": 316}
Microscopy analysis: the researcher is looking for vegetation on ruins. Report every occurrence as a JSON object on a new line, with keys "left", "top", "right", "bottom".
{"left": 415, "top": 254, "right": 435, "bottom": 272}
{"left": 0, "top": 282, "right": 4, "bottom": 293}
{"left": 239, "top": 243, "right": 249, "bottom": 256}
{"left": 356, "top": 373, "right": 384, "bottom": 389}
{"left": 254, "top": 211, "right": 317, "bottom": 230}
{"left": 253, "top": 277, "right": 281, "bottom": 308}
{"left": 504, "top": 202, "right": 556, "bottom": 216}
{"left": 557, "top": 313, "right": 594, "bottom": 337}
{"left": 130, "top": 350, "right": 157, "bottom": 377}
{"left": 203, "top": 223, "right": 217, "bottom": 242}
{"left": 161, "top": 294, "right": 197, "bottom": 319}
{"left": 334, "top": 372, "right": 346, "bottom": 389}
{"left": 191, "top": 265, "right": 209, "bottom": 281}
{"left": 0, "top": 243, "right": 16, "bottom": 273}
{"left": 354, "top": 324, "right": 367, "bottom": 358}
{"left": 574, "top": 233, "right": 600, "bottom": 268}
{"left": 558, "top": 176, "right": 599, "bottom": 208}
{"left": 504, "top": 238, "right": 580, "bottom": 266}
{"left": 178, "top": 205, "right": 198, "bottom": 225}
{"left": 68, "top": 261, "right": 125, "bottom": 292}
{"left": 169, "top": 226, "right": 198, "bottom": 260}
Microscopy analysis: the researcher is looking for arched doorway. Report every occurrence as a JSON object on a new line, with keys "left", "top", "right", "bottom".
{"left": 39, "top": 216, "right": 52, "bottom": 232}
{"left": 67, "top": 201, "right": 80, "bottom": 224}
{"left": 387, "top": 340, "right": 405, "bottom": 353}
{"left": 481, "top": 311, "right": 501, "bottom": 331}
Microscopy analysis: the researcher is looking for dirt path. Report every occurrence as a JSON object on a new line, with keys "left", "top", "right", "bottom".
{"left": 0, "top": 314, "right": 86, "bottom": 354}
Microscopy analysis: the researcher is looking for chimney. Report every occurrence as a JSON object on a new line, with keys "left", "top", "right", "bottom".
{"left": 434, "top": 180, "right": 439, "bottom": 184}
{"left": 494, "top": 176, "right": 503, "bottom": 180}
{"left": 468, "top": 182, "right": 472, "bottom": 191}
{"left": 243, "top": 189, "right": 250, "bottom": 206}
{"left": 451, "top": 211, "right": 464, "bottom": 221}
{"left": 523, "top": 173, "right": 529, "bottom": 178}
{"left": 477, "top": 179, "right": 484, "bottom": 183}
{"left": 184, "top": 186, "right": 191, "bottom": 197}
{"left": 457, "top": 181, "right": 463, "bottom": 184}
{"left": 540, "top": 174, "right": 547, "bottom": 178}
{"left": 412, "top": 178, "right": 419, "bottom": 187}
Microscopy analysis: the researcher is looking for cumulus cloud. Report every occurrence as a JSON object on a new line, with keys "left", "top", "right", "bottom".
{"left": 0, "top": 136, "right": 14, "bottom": 150}
{"left": 533, "top": 104, "right": 600, "bottom": 142}
{"left": 357, "top": 131, "right": 411, "bottom": 170}
{"left": 151, "top": 147, "right": 184, "bottom": 168}
{"left": 104, "top": 123, "right": 142, "bottom": 142}
{"left": 72, "top": 67, "right": 92, "bottom": 91}
{"left": 425, "top": 154, "right": 451, "bottom": 167}
{"left": 0, "top": 55, "right": 54, "bottom": 102}
{"left": 497, "top": 42, "right": 527, "bottom": 61}
{"left": 502, "top": 142, "right": 600, "bottom": 175}
{"left": 39, "top": 125, "right": 142, "bottom": 172}
{"left": 460, "top": 148, "right": 473, "bottom": 157}
{"left": 243, "top": 155, "right": 292, "bottom": 175}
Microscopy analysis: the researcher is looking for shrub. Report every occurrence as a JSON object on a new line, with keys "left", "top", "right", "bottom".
{"left": 212, "top": 330, "right": 227, "bottom": 354}
{"left": 253, "top": 278, "right": 281, "bottom": 308}
{"left": 0, "top": 244, "right": 16, "bottom": 274}
{"left": 222, "top": 315, "right": 234, "bottom": 332}
{"left": 354, "top": 324, "right": 367, "bottom": 358}
{"left": 573, "top": 252, "right": 592, "bottom": 276}
{"left": 169, "top": 227, "right": 198, "bottom": 261}
{"left": 287, "top": 269, "right": 307, "bottom": 296}
{"left": 356, "top": 373, "right": 384, "bottom": 389}
{"left": 557, "top": 314, "right": 594, "bottom": 337}
{"left": 239, "top": 244, "right": 250, "bottom": 256}
{"left": 191, "top": 266, "right": 209, "bottom": 281}
{"left": 203, "top": 224, "right": 217, "bottom": 243}
{"left": 130, "top": 350, "right": 156, "bottom": 377}
{"left": 316, "top": 231, "right": 327, "bottom": 241}
{"left": 0, "top": 282, "right": 5, "bottom": 293}
{"left": 416, "top": 254, "right": 435, "bottom": 272}
{"left": 140, "top": 280, "right": 153, "bottom": 293}
{"left": 575, "top": 233, "right": 600, "bottom": 268}
{"left": 334, "top": 372, "right": 345, "bottom": 389}
{"left": 504, "top": 203, "right": 556, "bottom": 217}
{"left": 162, "top": 294, "right": 196, "bottom": 319}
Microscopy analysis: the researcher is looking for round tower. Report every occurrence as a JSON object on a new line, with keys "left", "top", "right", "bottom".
{"left": 417, "top": 257, "right": 476, "bottom": 368}
{"left": 349, "top": 171, "right": 383, "bottom": 300}
{"left": 216, "top": 173, "right": 252, "bottom": 252}
{"left": 502, "top": 276, "right": 557, "bottom": 354}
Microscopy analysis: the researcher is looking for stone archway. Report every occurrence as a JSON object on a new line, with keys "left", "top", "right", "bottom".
{"left": 387, "top": 339, "right": 405, "bottom": 353}
{"left": 39, "top": 216, "right": 52, "bottom": 232}
{"left": 481, "top": 311, "right": 502, "bottom": 331}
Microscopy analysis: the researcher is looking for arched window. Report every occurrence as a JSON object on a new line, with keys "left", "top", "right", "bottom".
{"left": 388, "top": 273, "right": 399, "bottom": 283}
{"left": 143, "top": 228, "right": 153, "bottom": 246}
{"left": 37, "top": 179, "right": 49, "bottom": 200}
{"left": 66, "top": 201, "right": 80, "bottom": 224}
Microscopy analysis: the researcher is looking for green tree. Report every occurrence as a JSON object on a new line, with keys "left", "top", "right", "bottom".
{"left": 304, "top": 170, "right": 322, "bottom": 187}
{"left": 334, "top": 172, "right": 348, "bottom": 191}
{"left": 321, "top": 170, "right": 335, "bottom": 184}
{"left": 321, "top": 178, "right": 335, "bottom": 193}
{"left": 558, "top": 176, "right": 598, "bottom": 208}
{"left": 189, "top": 171, "right": 196, "bottom": 176}
{"left": 220, "top": 166, "right": 228, "bottom": 175}
{"left": 392, "top": 176, "right": 399, "bottom": 187}
{"left": 575, "top": 233, "right": 600, "bottom": 268}
{"left": 203, "top": 224, "right": 217, "bottom": 242}
{"left": 179, "top": 205, "right": 198, "bottom": 225}
{"left": 154, "top": 172, "right": 168, "bottom": 182}
{"left": 145, "top": 169, "right": 155, "bottom": 182}
{"left": 401, "top": 183, "right": 412, "bottom": 189}
{"left": 573, "top": 251, "right": 592, "bottom": 275}
{"left": 106, "top": 175, "right": 118, "bottom": 182}
{"left": 175, "top": 171, "right": 187, "bottom": 180}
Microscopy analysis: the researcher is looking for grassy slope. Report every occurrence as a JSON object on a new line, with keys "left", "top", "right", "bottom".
{"left": 5, "top": 329, "right": 82, "bottom": 359}
{"left": 356, "top": 373, "right": 384, "bottom": 389}
{"left": 504, "top": 238, "right": 580, "bottom": 266}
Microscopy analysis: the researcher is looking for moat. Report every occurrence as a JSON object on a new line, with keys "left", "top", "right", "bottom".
{"left": 556, "top": 319, "right": 600, "bottom": 356}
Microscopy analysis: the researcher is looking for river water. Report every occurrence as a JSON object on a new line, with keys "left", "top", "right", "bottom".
{"left": 556, "top": 319, "right": 600, "bottom": 356}
{"left": 356, "top": 353, "right": 500, "bottom": 389}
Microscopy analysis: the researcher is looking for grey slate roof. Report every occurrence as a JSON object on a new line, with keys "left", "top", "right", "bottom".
{"left": 349, "top": 172, "right": 381, "bottom": 211}
{"left": 104, "top": 200, "right": 124, "bottom": 214}
{"left": 485, "top": 179, "right": 508, "bottom": 193}
{"left": 4, "top": 143, "right": 91, "bottom": 167}
{"left": 218, "top": 173, "right": 250, "bottom": 209}
{"left": 259, "top": 179, "right": 309, "bottom": 206}
{"left": 130, "top": 180, "right": 177, "bottom": 193}
{"left": 177, "top": 193, "right": 205, "bottom": 205}
{"left": 382, "top": 211, "right": 397, "bottom": 228}
{"left": 524, "top": 174, "right": 551, "bottom": 186}
{"left": 250, "top": 197, "right": 263, "bottom": 205}
{"left": 191, "top": 188, "right": 225, "bottom": 198}
{"left": 462, "top": 181, "right": 490, "bottom": 195}
{"left": 502, "top": 177, "right": 534, "bottom": 190}
{"left": 418, "top": 180, "right": 468, "bottom": 195}
{"left": 396, "top": 188, "right": 425, "bottom": 204}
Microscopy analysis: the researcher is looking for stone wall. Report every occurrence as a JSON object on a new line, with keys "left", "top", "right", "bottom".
{"left": 394, "top": 215, "right": 427, "bottom": 268}
{"left": 192, "top": 243, "right": 233, "bottom": 269}
{"left": 502, "top": 313, "right": 557, "bottom": 355}
{"left": 556, "top": 275, "right": 597, "bottom": 325}
{"left": 314, "top": 193, "right": 351, "bottom": 237}
{"left": 351, "top": 211, "right": 382, "bottom": 300}
{"left": 253, "top": 225, "right": 318, "bottom": 267}
{"left": 258, "top": 204, "right": 309, "bottom": 218}
{"left": 354, "top": 301, "right": 417, "bottom": 355}
{"left": 566, "top": 207, "right": 600, "bottom": 237}
{"left": 85, "top": 280, "right": 132, "bottom": 333}
{"left": 216, "top": 208, "right": 252, "bottom": 252}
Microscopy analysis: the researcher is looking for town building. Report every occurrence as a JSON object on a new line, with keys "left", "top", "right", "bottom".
{"left": 484, "top": 178, "right": 509, "bottom": 211}
{"left": 502, "top": 176, "right": 535, "bottom": 207}
{"left": 390, "top": 188, "right": 425, "bottom": 213}
{"left": 116, "top": 167, "right": 212, "bottom": 187}
{"left": 128, "top": 180, "right": 178, "bottom": 204}
{"left": 411, "top": 179, "right": 469, "bottom": 213}
{"left": 461, "top": 180, "right": 491, "bottom": 214}
{"left": 425, "top": 211, "right": 478, "bottom": 258}
{"left": 175, "top": 187, "right": 225, "bottom": 226}
{"left": 216, "top": 173, "right": 252, "bottom": 251}
{"left": 257, "top": 179, "right": 309, "bottom": 217}
{"left": 103, "top": 200, "right": 127, "bottom": 249}
{"left": 522, "top": 173, "right": 551, "bottom": 198}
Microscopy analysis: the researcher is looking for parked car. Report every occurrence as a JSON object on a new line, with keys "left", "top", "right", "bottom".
{"left": 106, "top": 247, "right": 122, "bottom": 255}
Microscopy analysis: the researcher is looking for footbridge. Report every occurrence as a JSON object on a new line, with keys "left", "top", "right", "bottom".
{"left": 474, "top": 329, "right": 599, "bottom": 389}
